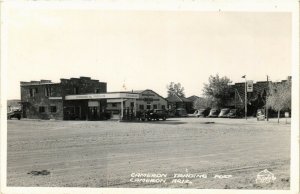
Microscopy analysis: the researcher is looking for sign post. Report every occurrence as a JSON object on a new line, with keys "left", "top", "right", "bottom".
{"left": 242, "top": 75, "right": 247, "bottom": 120}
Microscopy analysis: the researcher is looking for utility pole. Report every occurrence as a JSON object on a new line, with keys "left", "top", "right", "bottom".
{"left": 245, "top": 78, "right": 247, "bottom": 120}
{"left": 242, "top": 75, "right": 247, "bottom": 120}
{"left": 266, "top": 75, "right": 269, "bottom": 121}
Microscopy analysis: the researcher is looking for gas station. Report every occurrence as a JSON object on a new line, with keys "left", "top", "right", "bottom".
{"left": 64, "top": 92, "right": 140, "bottom": 120}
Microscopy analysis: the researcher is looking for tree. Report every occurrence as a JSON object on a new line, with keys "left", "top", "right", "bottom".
{"left": 202, "top": 74, "right": 232, "bottom": 108}
{"left": 193, "top": 97, "right": 215, "bottom": 110}
{"left": 266, "top": 81, "right": 291, "bottom": 123}
{"left": 167, "top": 82, "right": 185, "bottom": 97}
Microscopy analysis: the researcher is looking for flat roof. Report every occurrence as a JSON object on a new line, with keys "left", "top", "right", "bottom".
{"left": 65, "top": 92, "right": 139, "bottom": 100}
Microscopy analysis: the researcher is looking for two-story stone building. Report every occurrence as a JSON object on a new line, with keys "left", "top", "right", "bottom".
{"left": 20, "top": 77, "right": 107, "bottom": 120}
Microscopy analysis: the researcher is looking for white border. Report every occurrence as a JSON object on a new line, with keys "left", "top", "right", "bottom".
{"left": 1, "top": 1, "right": 299, "bottom": 194}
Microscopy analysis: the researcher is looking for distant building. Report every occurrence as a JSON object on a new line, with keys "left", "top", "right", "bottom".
{"left": 106, "top": 89, "right": 168, "bottom": 119}
{"left": 226, "top": 76, "right": 291, "bottom": 116}
{"left": 20, "top": 79, "right": 168, "bottom": 120}
{"left": 20, "top": 77, "right": 107, "bottom": 120}
{"left": 187, "top": 95, "right": 200, "bottom": 102}
{"left": 7, "top": 99, "right": 21, "bottom": 112}
{"left": 187, "top": 95, "right": 201, "bottom": 112}
{"left": 166, "top": 94, "right": 193, "bottom": 113}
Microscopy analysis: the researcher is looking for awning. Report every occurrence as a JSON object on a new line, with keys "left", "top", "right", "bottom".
{"left": 107, "top": 99, "right": 127, "bottom": 103}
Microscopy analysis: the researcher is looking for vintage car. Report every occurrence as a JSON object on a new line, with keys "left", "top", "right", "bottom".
{"left": 137, "top": 109, "right": 168, "bottom": 121}
{"left": 256, "top": 109, "right": 266, "bottom": 121}
{"left": 195, "top": 108, "right": 210, "bottom": 117}
{"left": 148, "top": 109, "right": 168, "bottom": 121}
{"left": 218, "top": 108, "right": 230, "bottom": 118}
{"left": 175, "top": 108, "right": 188, "bottom": 117}
{"left": 7, "top": 110, "right": 22, "bottom": 120}
{"left": 207, "top": 109, "right": 220, "bottom": 118}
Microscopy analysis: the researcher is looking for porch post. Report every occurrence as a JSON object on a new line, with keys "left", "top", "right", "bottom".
{"left": 120, "top": 98, "right": 123, "bottom": 120}
{"left": 134, "top": 98, "right": 137, "bottom": 116}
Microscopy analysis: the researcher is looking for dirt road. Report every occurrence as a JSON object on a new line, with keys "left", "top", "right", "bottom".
{"left": 7, "top": 118, "right": 290, "bottom": 189}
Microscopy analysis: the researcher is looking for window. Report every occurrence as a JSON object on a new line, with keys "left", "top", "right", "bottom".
{"left": 139, "top": 105, "right": 144, "bottom": 110}
{"left": 45, "top": 87, "right": 52, "bottom": 97}
{"left": 130, "top": 102, "right": 134, "bottom": 107}
{"left": 162, "top": 105, "right": 166, "bottom": 110}
{"left": 39, "top": 106, "right": 45, "bottom": 113}
{"left": 74, "top": 87, "right": 79, "bottom": 94}
{"left": 153, "top": 104, "right": 157, "bottom": 109}
{"left": 95, "top": 89, "right": 101, "bottom": 93}
{"left": 112, "top": 103, "right": 117, "bottom": 107}
{"left": 146, "top": 105, "right": 151, "bottom": 110}
{"left": 50, "top": 106, "right": 57, "bottom": 113}
{"left": 29, "top": 88, "right": 38, "bottom": 97}
{"left": 29, "top": 89, "right": 34, "bottom": 97}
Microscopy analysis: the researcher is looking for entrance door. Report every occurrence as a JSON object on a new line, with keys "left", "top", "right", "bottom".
{"left": 88, "top": 107, "right": 98, "bottom": 120}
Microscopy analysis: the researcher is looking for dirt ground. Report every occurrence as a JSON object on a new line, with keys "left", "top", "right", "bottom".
{"left": 7, "top": 117, "right": 290, "bottom": 189}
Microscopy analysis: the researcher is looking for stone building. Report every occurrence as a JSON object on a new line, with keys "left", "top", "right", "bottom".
{"left": 227, "top": 76, "right": 291, "bottom": 116}
{"left": 20, "top": 77, "right": 107, "bottom": 120}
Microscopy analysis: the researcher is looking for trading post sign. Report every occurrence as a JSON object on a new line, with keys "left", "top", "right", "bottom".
{"left": 247, "top": 80, "right": 254, "bottom": 92}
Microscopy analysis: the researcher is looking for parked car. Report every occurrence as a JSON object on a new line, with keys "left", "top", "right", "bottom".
{"left": 207, "top": 109, "right": 220, "bottom": 118}
{"left": 137, "top": 109, "right": 168, "bottom": 121}
{"left": 256, "top": 109, "right": 265, "bottom": 121}
{"left": 7, "top": 110, "right": 22, "bottom": 120}
{"left": 148, "top": 109, "right": 168, "bottom": 121}
{"left": 227, "top": 109, "right": 237, "bottom": 118}
{"left": 175, "top": 108, "right": 188, "bottom": 117}
{"left": 218, "top": 108, "right": 230, "bottom": 118}
{"left": 195, "top": 108, "right": 210, "bottom": 117}
{"left": 228, "top": 109, "right": 244, "bottom": 118}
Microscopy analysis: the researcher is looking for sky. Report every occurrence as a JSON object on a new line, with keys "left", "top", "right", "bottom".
{"left": 6, "top": 9, "right": 291, "bottom": 99}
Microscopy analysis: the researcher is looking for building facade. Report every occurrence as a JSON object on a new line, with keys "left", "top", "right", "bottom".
{"left": 166, "top": 94, "right": 193, "bottom": 113}
{"left": 227, "top": 76, "right": 291, "bottom": 116}
{"left": 20, "top": 77, "right": 107, "bottom": 120}
{"left": 106, "top": 89, "right": 168, "bottom": 118}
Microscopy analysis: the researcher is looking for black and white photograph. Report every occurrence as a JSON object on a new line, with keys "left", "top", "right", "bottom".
{"left": 0, "top": 1, "right": 299, "bottom": 194}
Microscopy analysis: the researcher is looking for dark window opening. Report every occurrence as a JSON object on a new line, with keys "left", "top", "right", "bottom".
{"left": 29, "top": 89, "right": 34, "bottom": 97}
{"left": 146, "top": 105, "right": 151, "bottom": 110}
{"left": 112, "top": 103, "right": 117, "bottom": 107}
{"left": 29, "top": 88, "right": 38, "bottom": 97}
{"left": 50, "top": 106, "right": 57, "bottom": 113}
{"left": 130, "top": 102, "right": 134, "bottom": 107}
{"left": 45, "top": 87, "right": 52, "bottom": 97}
{"left": 95, "top": 89, "right": 101, "bottom": 93}
{"left": 153, "top": 104, "right": 157, "bottom": 109}
{"left": 74, "top": 87, "right": 79, "bottom": 94}
{"left": 162, "top": 105, "right": 166, "bottom": 110}
{"left": 39, "top": 106, "right": 45, "bottom": 113}
{"left": 139, "top": 105, "right": 144, "bottom": 110}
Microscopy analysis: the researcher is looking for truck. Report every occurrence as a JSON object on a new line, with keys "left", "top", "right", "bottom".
{"left": 7, "top": 110, "right": 22, "bottom": 120}
{"left": 137, "top": 109, "right": 168, "bottom": 121}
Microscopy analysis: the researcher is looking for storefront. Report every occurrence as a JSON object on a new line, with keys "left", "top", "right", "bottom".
{"left": 65, "top": 92, "right": 139, "bottom": 120}
{"left": 106, "top": 89, "right": 168, "bottom": 115}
